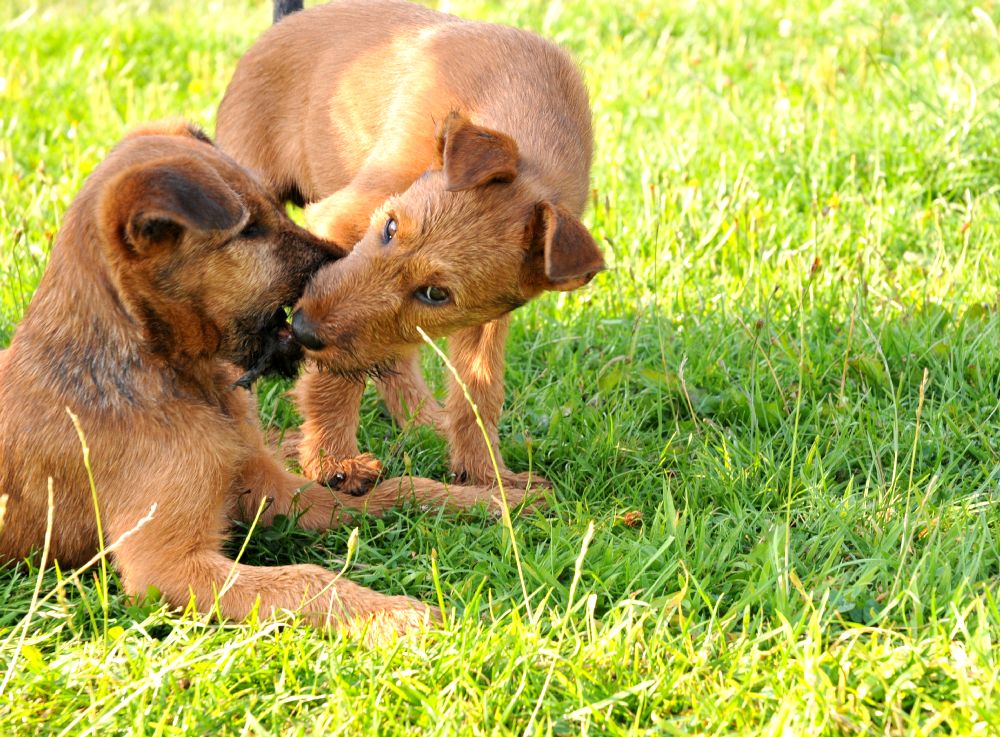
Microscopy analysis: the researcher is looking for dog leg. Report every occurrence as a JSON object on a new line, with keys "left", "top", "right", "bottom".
{"left": 236, "top": 429, "right": 538, "bottom": 525}
{"left": 376, "top": 349, "right": 446, "bottom": 432}
{"left": 115, "top": 534, "right": 436, "bottom": 642}
{"left": 239, "top": 446, "right": 537, "bottom": 529}
{"left": 100, "top": 455, "right": 436, "bottom": 642}
{"left": 291, "top": 475, "right": 538, "bottom": 522}
{"left": 291, "top": 365, "right": 382, "bottom": 495}
{"left": 445, "top": 316, "right": 550, "bottom": 490}
{"left": 330, "top": 475, "right": 537, "bottom": 519}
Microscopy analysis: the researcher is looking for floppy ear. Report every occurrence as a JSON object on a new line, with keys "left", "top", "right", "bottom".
{"left": 434, "top": 112, "right": 519, "bottom": 192}
{"left": 123, "top": 119, "right": 215, "bottom": 145}
{"left": 99, "top": 156, "right": 244, "bottom": 256}
{"left": 521, "top": 202, "right": 605, "bottom": 295}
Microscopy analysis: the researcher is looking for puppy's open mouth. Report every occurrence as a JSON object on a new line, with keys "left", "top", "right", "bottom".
{"left": 272, "top": 312, "right": 296, "bottom": 350}
{"left": 230, "top": 307, "right": 304, "bottom": 389}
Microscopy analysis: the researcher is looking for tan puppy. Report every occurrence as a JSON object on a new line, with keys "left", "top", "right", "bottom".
{"left": 0, "top": 121, "right": 512, "bottom": 638}
{"left": 216, "top": 0, "right": 604, "bottom": 494}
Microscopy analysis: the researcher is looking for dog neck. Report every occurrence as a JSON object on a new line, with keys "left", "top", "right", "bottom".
{"left": 7, "top": 219, "right": 232, "bottom": 411}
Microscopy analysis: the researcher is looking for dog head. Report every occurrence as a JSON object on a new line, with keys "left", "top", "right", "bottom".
{"left": 292, "top": 112, "right": 603, "bottom": 375}
{"left": 95, "top": 123, "right": 341, "bottom": 383}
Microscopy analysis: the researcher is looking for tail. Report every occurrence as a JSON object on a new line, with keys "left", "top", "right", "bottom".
{"left": 273, "top": 0, "right": 304, "bottom": 23}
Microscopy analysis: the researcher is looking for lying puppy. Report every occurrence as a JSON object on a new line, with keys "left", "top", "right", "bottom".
{"left": 0, "top": 121, "right": 508, "bottom": 637}
{"left": 216, "top": 0, "right": 604, "bottom": 494}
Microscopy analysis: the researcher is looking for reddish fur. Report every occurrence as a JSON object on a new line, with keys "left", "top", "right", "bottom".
{"left": 0, "top": 121, "right": 525, "bottom": 641}
{"left": 216, "top": 0, "right": 605, "bottom": 489}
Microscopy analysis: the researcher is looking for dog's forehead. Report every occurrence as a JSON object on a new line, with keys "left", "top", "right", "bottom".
{"left": 212, "top": 156, "right": 271, "bottom": 201}
{"left": 114, "top": 132, "right": 209, "bottom": 160}
{"left": 396, "top": 176, "right": 525, "bottom": 236}
{"left": 112, "top": 134, "right": 259, "bottom": 191}
{"left": 392, "top": 174, "right": 446, "bottom": 223}
{"left": 384, "top": 202, "right": 529, "bottom": 286}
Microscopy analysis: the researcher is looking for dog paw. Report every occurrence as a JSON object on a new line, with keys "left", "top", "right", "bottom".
{"left": 314, "top": 453, "right": 383, "bottom": 496}
{"left": 355, "top": 600, "right": 443, "bottom": 646}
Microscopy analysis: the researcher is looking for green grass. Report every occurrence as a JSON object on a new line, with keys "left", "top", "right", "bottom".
{"left": 2, "top": 0, "right": 999, "bottom": 734}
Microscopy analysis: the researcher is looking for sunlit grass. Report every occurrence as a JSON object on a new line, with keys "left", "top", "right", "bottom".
{"left": 1, "top": 0, "right": 998, "bottom": 734}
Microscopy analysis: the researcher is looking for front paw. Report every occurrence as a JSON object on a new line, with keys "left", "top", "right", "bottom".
{"left": 309, "top": 453, "right": 383, "bottom": 496}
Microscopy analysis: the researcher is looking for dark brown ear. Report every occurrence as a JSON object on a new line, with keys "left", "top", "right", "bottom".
{"left": 521, "top": 202, "right": 605, "bottom": 295}
{"left": 99, "top": 156, "right": 244, "bottom": 255}
{"left": 434, "top": 112, "right": 519, "bottom": 192}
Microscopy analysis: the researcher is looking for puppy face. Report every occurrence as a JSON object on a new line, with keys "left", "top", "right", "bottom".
{"left": 292, "top": 114, "right": 604, "bottom": 377}
{"left": 97, "top": 129, "right": 341, "bottom": 382}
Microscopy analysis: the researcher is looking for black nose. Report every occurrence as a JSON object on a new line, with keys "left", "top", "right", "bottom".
{"left": 291, "top": 309, "right": 325, "bottom": 351}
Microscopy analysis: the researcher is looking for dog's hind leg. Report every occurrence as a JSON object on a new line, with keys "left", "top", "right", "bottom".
{"left": 116, "top": 538, "right": 436, "bottom": 641}
{"left": 105, "top": 452, "right": 435, "bottom": 639}
{"left": 272, "top": 0, "right": 303, "bottom": 23}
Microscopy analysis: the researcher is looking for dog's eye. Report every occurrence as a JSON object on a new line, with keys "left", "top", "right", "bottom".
{"left": 240, "top": 221, "right": 265, "bottom": 239}
{"left": 382, "top": 217, "right": 397, "bottom": 245}
{"left": 414, "top": 286, "right": 450, "bottom": 305}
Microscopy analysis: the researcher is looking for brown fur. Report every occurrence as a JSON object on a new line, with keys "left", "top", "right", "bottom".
{"left": 0, "top": 121, "right": 519, "bottom": 640}
{"left": 216, "top": 0, "right": 604, "bottom": 490}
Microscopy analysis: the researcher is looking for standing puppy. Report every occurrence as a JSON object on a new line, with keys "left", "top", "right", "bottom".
{"left": 216, "top": 0, "right": 604, "bottom": 493}
{"left": 0, "top": 121, "right": 510, "bottom": 638}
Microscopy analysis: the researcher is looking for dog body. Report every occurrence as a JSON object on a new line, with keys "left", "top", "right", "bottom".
{"left": 0, "top": 122, "right": 509, "bottom": 637}
{"left": 217, "top": 0, "right": 604, "bottom": 491}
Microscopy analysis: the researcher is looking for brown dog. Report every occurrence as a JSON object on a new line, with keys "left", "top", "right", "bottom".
{"left": 0, "top": 121, "right": 512, "bottom": 638}
{"left": 215, "top": 0, "right": 604, "bottom": 495}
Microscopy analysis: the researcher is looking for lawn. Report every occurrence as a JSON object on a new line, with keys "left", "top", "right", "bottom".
{"left": 1, "top": 0, "right": 999, "bottom": 734}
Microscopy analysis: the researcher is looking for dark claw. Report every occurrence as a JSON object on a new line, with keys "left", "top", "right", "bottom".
{"left": 320, "top": 469, "right": 375, "bottom": 497}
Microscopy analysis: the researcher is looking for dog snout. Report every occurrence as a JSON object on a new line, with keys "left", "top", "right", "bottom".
{"left": 291, "top": 309, "right": 326, "bottom": 351}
